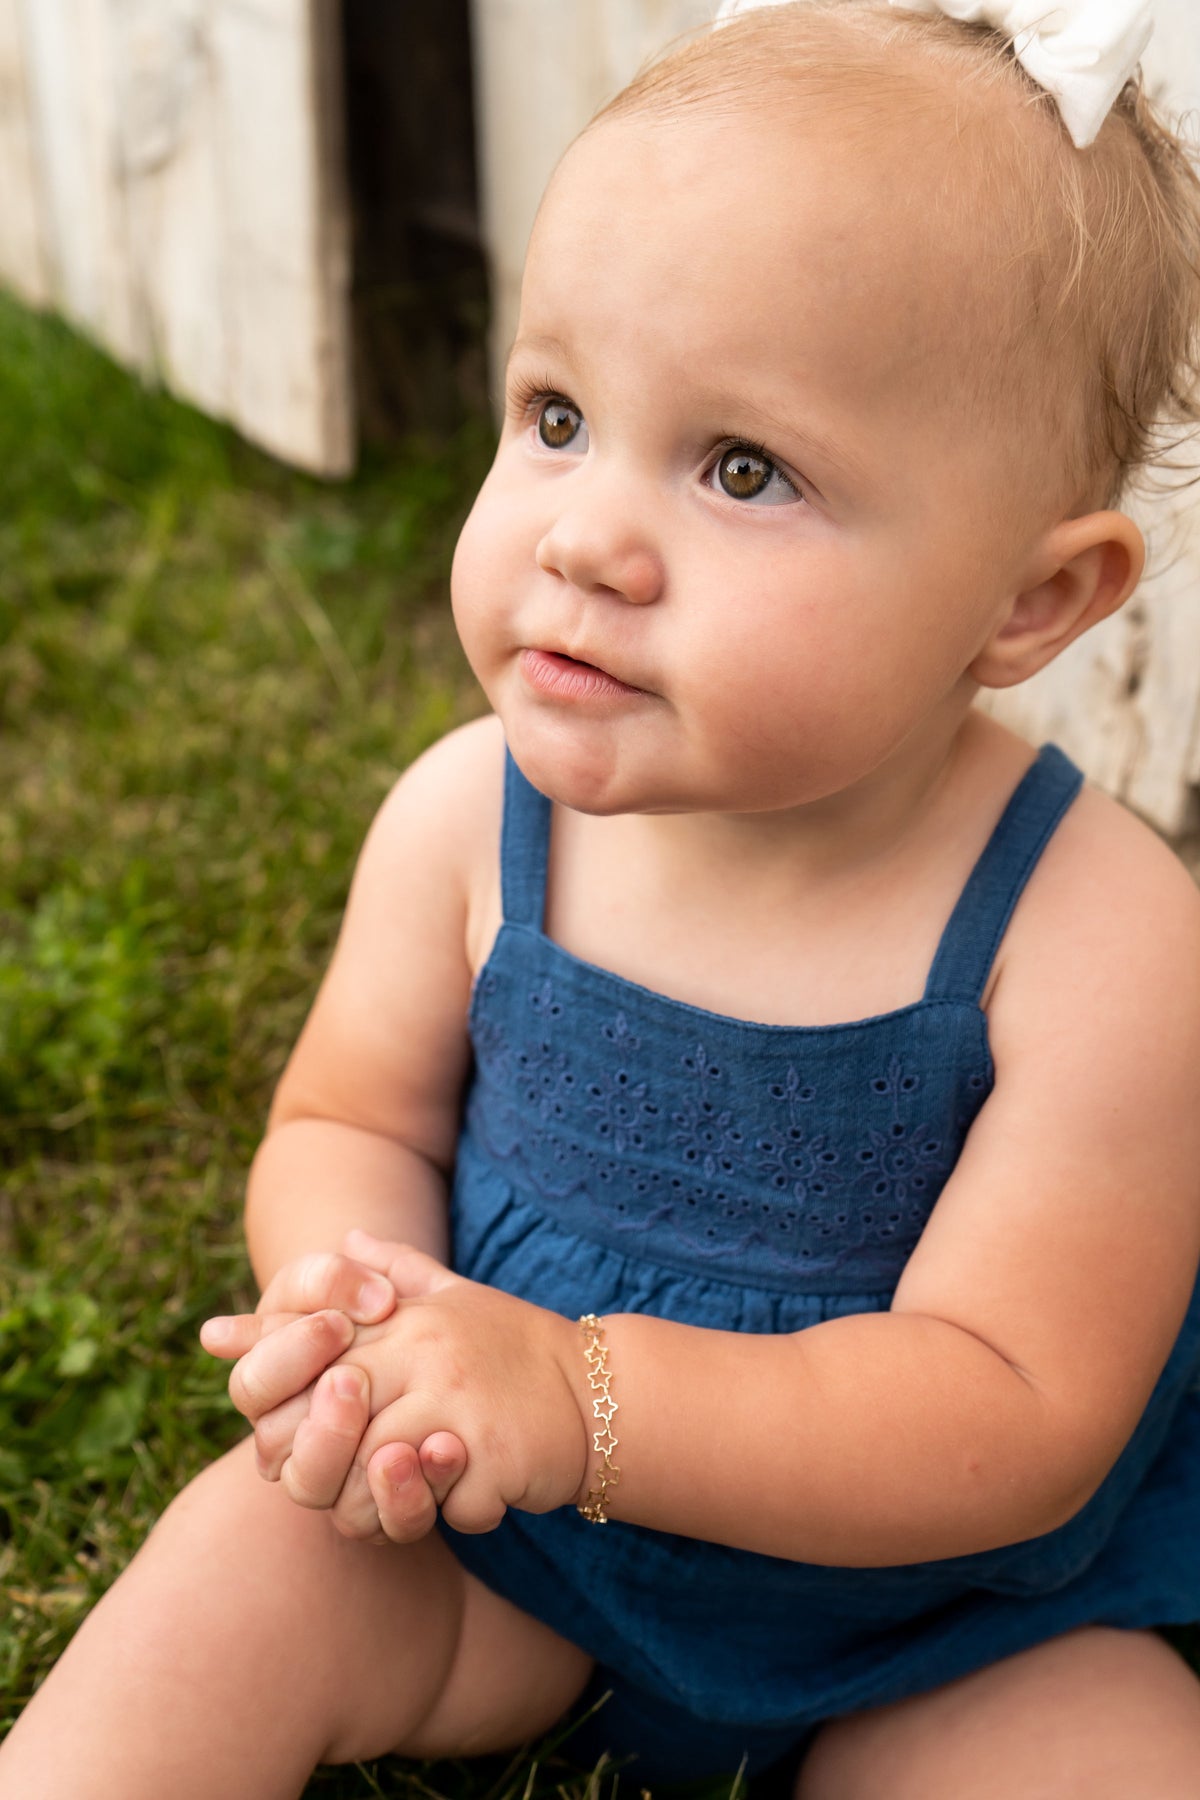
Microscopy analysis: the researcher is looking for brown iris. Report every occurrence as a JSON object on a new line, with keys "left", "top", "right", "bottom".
{"left": 718, "top": 448, "right": 771, "bottom": 499}
{"left": 538, "top": 401, "right": 582, "bottom": 448}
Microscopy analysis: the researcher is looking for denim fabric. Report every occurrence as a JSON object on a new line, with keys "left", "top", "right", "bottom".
{"left": 439, "top": 744, "right": 1200, "bottom": 1780}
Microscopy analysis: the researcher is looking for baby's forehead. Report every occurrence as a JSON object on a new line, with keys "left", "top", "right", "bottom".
{"left": 536, "top": 91, "right": 1046, "bottom": 394}
{"left": 588, "top": 40, "right": 1057, "bottom": 248}
{"left": 573, "top": 6, "right": 1079, "bottom": 323}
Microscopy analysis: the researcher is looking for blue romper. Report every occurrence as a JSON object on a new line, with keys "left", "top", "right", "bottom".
{"left": 440, "top": 745, "right": 1200, "bottom": 1784}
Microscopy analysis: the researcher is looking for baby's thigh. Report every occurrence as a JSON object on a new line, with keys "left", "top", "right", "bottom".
{"left": 796, "top": 1629, "right": 1200, "bottom": 1800}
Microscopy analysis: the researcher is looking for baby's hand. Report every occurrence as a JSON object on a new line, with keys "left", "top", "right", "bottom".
{"left": 199, "top": 1238, "right": 468, "bottom": 1528}
{"left": 302, "top": 1239, "right": 591, "bottom": 1545}
{"left": 200, "top": 1242, "right": 398, "bottom": 1450}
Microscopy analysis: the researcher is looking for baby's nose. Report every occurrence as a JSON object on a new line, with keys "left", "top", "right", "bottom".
{"left": 535, "top": 503, "right": 664, "bottom": 606}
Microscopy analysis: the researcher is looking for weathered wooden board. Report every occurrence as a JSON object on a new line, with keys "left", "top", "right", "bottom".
{"left": 0, "top": 0, "right": 353, "bottom": 475}
{"left": 19, "top": 0, "right": 146, "bottom": 367}
{"left": 0, "top": 0, "right": 51, "bottom": 306}
{"left": 468, "top": 0, "right": 714, "bottom": 386}
{"left": 470, "top": 0, "right": 1200, "bottom": 833}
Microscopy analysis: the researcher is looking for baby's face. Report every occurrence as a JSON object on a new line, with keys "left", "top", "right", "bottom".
{"left": 453, "top": 106, "right": 1047, "bottom": 816}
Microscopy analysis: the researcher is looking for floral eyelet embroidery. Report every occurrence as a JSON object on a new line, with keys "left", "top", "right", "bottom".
{"left": 529, "top": 978, "right": 562, "bottom": 1019}
{"left": 587, "top": 1068, "right": 658, "bottom": 1154}
{"left": 602, "top": 1011, "right": 640, "bottom": 1050}
{"left": 466, "top": 954, "right": 992, "bottom": 1281}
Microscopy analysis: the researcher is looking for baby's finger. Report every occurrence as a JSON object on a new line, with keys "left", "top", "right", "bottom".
{"left": 438, "top": 1468, "right": 508, "bottom": 1537}
{"left": 366, "top": 1441, "right": 439, "bottom": 1545}
{"left": 252, "top": 1389, "right": 313, "bottom": 1482}
{"left": 327, "top": 1458, "right": 387, "bottom": 1543}
{"left": 279, "top": 1366, "right": 370, "bottom": 1510}
{"left": 200, "top": 1311, "right": 275, "bottom": 1361}
{"left": 203, "top": 1309, "right": 327, "bottom": 1361}
{"left": 419, "top": 1432, "right": 468, "bottom": 1508}
{"left": 257, "top": 1250, "right": 396, "bottom": 1326}
{"left": 342, "top": 1231, "right": 458, "bottom": 1302}
{"left": 228, "top": 1309, "right": 355, "bottom": 1423}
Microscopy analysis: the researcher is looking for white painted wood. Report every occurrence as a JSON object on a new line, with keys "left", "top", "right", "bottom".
{"left": 19, "top": 0, "right": 146, "bottom": 364}
{"left": 109, "top": 0, "right": 228, "bottom": 411}
{"left": 0, "top": 0, "right": 51, "bottom": 305}
{"left": 211, "top": 0, "right": 353, "bottom": 473}
{"left": 469, "top": 0, "right": 714, "bottom": 385}
{"left": 1, "top": 0, "right": 352, "bottom": 475}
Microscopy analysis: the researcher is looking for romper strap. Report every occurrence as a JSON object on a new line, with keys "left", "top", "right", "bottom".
{"left": 500, "top": 748, "right": 552, "bottom": 929}
{"left": 923, "top": 744, "right": 1084, "bottom": 1005}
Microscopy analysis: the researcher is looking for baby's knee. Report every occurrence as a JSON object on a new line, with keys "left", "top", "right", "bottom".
{"left": 147, "top": 1435, "right": 331, "bottom": 1577}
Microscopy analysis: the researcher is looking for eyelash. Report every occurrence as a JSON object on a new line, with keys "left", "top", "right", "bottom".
{"left": 507, "top": 376, "right": 800, "bottom": 501}
{"left": 507, "top": 372, "right": 563, "bottom": 424}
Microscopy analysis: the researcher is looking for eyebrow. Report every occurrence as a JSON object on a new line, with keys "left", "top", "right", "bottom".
{"left": 505, "top": 332, "right": 570, "bottom": 374}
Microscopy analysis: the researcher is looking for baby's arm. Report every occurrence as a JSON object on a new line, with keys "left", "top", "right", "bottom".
{"left": 202, "top": 719, "right": 504, "bottom": 1515}
{"left": 323, "top": 787, "right": 1200, "bottom": 1564}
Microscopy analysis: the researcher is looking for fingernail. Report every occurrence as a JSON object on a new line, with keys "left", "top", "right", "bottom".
{"left": 389, "top": 1457, "right": 415, "bottom": 1489}
{"left": 332, "top": 1369, "right": 361, "bottom": 1402}
{"left": 201, "top": 1318, "right": 232, "bottom": 1346}
{"left": 356, "top": 1277, "right": 392, "bottom": 1314}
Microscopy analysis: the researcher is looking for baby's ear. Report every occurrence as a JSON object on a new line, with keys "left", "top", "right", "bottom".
{"left": 969, "top": 511, "right": 1145, "bottom": 690}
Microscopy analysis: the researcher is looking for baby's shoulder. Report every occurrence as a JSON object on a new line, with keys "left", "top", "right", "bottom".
{"left": 358, "top": 713, "right": 506, "bottom": 955}
{"left": 991, "top": 773, "right": 1200, "bottom": 1041}
{"left": 364, "top": 711, "right": 503, "bottom": 862}
{"left": 371, "top": 712, "right": 505, "bottom": 841}
{"left": 1031, "top": 779, "right": 1199, "bottom": 940}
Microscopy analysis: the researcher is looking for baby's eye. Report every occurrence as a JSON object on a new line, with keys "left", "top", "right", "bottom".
{"left": 537, "top": 398, "right": 587, "bottom": 451}
{"left": 711, "top": 445, "right": 798, "bottom": 506}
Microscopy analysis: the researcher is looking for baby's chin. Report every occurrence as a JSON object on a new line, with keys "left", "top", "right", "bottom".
{"left": 499, "top": 722, "right": 806, "bottom": 821}
{"left": 499, "top": 718, "right": 683, "bottom": 817}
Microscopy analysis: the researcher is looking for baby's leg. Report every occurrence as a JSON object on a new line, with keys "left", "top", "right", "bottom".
{"left": 0, "top": 1438, "right": 593, "bottom": 1800}
{"left": 796, "top": 1627, "right": 1200, "bottom": 1799}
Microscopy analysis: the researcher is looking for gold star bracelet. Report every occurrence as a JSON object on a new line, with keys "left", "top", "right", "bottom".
{"left": 576, "top": 1313, "right": 621, "bottom": 1524}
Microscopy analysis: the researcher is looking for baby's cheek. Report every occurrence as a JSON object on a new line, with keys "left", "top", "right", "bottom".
{"left": 449, "top": 507, "right": 486, "bottom": 639}
{"left": 450, "top": 498, "right": 515, "bottom": 677}
{"left": 449, "top": 581, "right": 491, "bottom": 696}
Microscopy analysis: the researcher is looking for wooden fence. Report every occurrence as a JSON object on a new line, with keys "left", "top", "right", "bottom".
{"left": 0, "top": 0, "right": 352, "bottom": 475}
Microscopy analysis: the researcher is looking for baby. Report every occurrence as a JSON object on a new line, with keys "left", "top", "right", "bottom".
{"left": 5, "top": 1, "right": 1200, "bottom": 1795}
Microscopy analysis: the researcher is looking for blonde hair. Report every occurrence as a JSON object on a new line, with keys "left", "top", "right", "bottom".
{"left": 593, "top": 1, "right": 1200, "bottom": 510}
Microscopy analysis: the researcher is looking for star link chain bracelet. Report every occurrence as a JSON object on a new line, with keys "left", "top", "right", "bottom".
{"left": 577, "top": 1313, "right": 621, "bottom": 1523}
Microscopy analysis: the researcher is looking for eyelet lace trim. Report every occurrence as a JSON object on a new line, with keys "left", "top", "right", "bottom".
{"left": 467, "top": 971, "right": 990, "bottom": 1281}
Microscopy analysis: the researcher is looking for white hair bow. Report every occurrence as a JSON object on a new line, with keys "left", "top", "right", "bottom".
{"left": 713, "top": 0, "right": 1154, "bottom": 148}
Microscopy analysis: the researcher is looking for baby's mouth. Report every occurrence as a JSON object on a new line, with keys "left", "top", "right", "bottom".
{"left": 520, "top": 647, "right": 645, "bottom": 701}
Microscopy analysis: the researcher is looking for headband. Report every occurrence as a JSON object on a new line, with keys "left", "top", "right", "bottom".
{"left": 713, "top": 0, "right": 1154, "bottom": 148}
